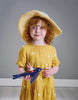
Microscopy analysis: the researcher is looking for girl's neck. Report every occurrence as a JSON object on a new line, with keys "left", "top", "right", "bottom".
{"left": 31, "top": 40, "right": 47, "bottom": 46}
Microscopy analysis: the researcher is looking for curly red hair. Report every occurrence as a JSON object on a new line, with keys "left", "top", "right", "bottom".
{"left": 23, "top": 16, "right": 55, "bottom": 44}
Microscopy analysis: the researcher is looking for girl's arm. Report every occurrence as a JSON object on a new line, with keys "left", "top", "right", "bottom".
{"left": 18, "top": 66, "right": 31, "bottom": 81}
{"left": 43, "top": 66, "right": 59, "bottom": 78}
{"left": 18, "top": 66, "right": 26, "bottom": 74}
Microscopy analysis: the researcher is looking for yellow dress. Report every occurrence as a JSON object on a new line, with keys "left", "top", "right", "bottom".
{"left": 16, "top": 43, "right": 60, "bottom": 100}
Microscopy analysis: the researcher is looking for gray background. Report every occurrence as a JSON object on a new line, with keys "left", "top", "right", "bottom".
{"left": 0, "top": 0, "right": 78, "bottom": 79}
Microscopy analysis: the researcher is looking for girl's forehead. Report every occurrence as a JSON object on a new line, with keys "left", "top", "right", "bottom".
{"left": 31, "top": 20, "right": 45, "bottom": 26}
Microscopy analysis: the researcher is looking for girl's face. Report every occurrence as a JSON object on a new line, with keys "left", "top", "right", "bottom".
{"left": 30, "top": 20, "right": 47, "bottom": 42}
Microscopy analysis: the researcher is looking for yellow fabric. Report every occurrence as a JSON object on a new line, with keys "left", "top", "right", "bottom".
{"left": 16, "top": 43, "right": 60, "bottom": 100}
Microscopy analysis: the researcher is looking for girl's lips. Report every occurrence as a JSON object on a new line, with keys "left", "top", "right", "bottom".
{"left": 35, "top": 35, "right": 40, "bottom": 36}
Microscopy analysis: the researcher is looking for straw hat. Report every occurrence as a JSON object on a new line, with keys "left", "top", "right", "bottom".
{"left": 18, "top": 10, "right": 62, "bottom": 42}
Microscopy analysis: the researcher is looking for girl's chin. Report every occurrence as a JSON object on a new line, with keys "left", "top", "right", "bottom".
{"left": 33, "top": 37, "right": 41, "bottom": 41}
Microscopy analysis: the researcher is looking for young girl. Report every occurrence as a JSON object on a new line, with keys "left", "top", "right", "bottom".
{"left": 16, "top": 10, "right": 62, "bottom": 100}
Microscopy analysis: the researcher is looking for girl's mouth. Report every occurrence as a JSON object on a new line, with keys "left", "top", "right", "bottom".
{"left": 35, "top": 35, "right": 40, "bottom": 36}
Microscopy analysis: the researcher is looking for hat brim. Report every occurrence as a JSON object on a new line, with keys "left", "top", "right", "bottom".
{"left": 18, "top": 10, "right": 62, "bottom": 42}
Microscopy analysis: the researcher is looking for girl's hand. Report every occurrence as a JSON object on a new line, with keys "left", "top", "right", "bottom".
{"left": 18, "top": 65, "right": 31, "bottom": 81}
{"left": 26, "top": 63, "right": 33, "bottom": 70}
{"left": 43, "top": 67, "right": 53, "bottom": 78}
{"left": 24, "top": 75, "right": 31, "bottom": 81}
{"left": 43, "top": 66, "right": 59, "bottom": 78}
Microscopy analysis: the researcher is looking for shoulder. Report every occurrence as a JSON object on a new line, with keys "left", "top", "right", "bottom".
{"left": 48, "top": 44, "right": 56, "bottom": 50}
{"left": 21, "top": 44, "right": 30, "bottom": 49}
{"left": 19, "top": 44, "right": 28, "bottom": 52}
{"left": 48, "top": 44, "right": 57, "bottom": 54}
{"left": 19, "top": 43, "right": 32, "bottom": 52}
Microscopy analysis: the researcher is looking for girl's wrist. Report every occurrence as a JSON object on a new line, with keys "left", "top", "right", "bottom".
{"left": 51, "top": 66, "right": 59, "bottom": 75}
{"left": 51, "top": 68, "right": 54, "bottom": 75}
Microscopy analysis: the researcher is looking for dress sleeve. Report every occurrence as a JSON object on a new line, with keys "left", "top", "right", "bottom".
{"left": 16, "top": 47, "right": 26, "bottom": 68}
{"left": 52, "top": 47, "right": 60, "bottom": 67}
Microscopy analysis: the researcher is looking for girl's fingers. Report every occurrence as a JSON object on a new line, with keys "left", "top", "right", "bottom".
{"left": 44, "top": 70, "right": 50, "bottom": 74}
{"left": 43, "top": 70, "right": 51, "bottom": 78}
{"left": 27, "top": 75, "right": 31, "bottom": 80}
{"left": 45, "top": 67, "right": 51, "bottom": 70}
{"left": 43, "top": 72, "right": 48, "bottom": 76}
{"left": 26, "top": 64, "right": 29, "bottom": 68}
{"left": 43, "top": 74, "right": 49, "bottom": 78}
{"left": 26, "top": 63, "right": 30, "bottom": 67}
{"left": 43, "top": 73, "right": 48, "bottom": 76}
{"left": 24, "top": 75, "right": 31, "bottom": 81}
{"left": 29, "top": 76, "right": 31, "bottom": 80}
{"left": 25, "top": 76, "right": 28, "bottom": 80}
{"left": 28, "top": 63, "right": 31, "bottom": 66}
{"left": 28, "top": 63, "right": 32, "bottom": 67}
{"left": 44, "top": 68, "right": 51, "bottom": 73}
{"left": 27, "top": 63, "right": 32, "bottom": 69}
{"left": 44, "top": 70, "right": 49, "bottom": 72}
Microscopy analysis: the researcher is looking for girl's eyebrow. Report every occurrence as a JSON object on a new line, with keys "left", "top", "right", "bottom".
{"left": 32, "top": 24, "right": 44, "bottom": 27}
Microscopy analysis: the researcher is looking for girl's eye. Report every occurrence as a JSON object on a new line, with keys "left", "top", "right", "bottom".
{"left": 32, "top": 26, "right": 36, "bottom": 29}
{"left": 40, "top": 27, "right": 44, "bottom": 29}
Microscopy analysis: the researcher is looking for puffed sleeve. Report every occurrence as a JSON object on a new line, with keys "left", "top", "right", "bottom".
{"left": 52, "top": 47, "right": 60, "bottom": 67}
{"left": 16, "top": 46, "right": 26, "bottom": 68}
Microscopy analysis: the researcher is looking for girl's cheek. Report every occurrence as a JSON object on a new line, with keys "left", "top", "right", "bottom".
{"left": 42, "top": 29, "right": 46, "bottom": 33}
{"left": 31, "top": 29, "right": 35, "bottom": 33}
{"left": 30, "top": 31, "right": 33, "bottom": 34}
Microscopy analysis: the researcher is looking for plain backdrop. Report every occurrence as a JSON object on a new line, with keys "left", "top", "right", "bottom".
{"left": 0, "top": 0, "right": 78, "bottom": 79}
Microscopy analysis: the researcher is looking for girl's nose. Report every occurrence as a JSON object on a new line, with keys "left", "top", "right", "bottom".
{"left": 36, "top": 27, "right": 40, "bottom": 33}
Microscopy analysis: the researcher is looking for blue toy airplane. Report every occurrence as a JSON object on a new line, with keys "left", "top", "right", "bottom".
{"left": 13, "top": 68, "right": 42, "bottom": 84}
